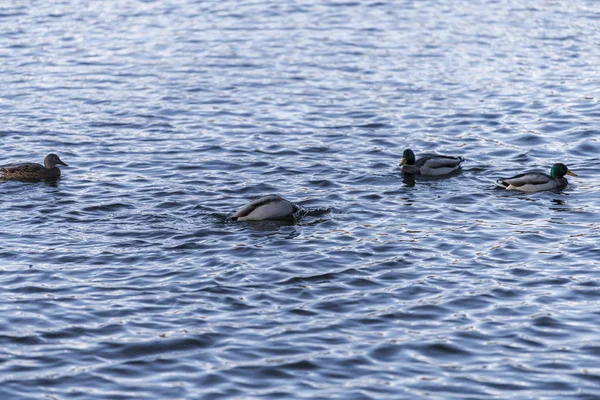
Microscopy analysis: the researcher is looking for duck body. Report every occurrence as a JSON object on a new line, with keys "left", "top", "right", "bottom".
{"left": 0, "top": 154, "right": 68, "bottom": 181}
{"left": 400, "top": 149, "right": 464, "bottom": 176}
{"left": 495, "top": 163, "right": 577, "bottom": 192}
{"left": 230, "top": 194, "right": 302, "bottom": 221}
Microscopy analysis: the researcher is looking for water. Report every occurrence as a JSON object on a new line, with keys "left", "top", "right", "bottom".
{"left": 1, "top": 0, "right": 600, "bottom": 398}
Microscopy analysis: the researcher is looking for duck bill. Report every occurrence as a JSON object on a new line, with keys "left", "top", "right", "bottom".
{"left": 58, "top": 160, "right": 68, "bottom": 166}
{"left": 566, "top": 170, "right": 577, "bottom": 177}
{"left": 400, "top": 157, "right": 407, "bottom": 166}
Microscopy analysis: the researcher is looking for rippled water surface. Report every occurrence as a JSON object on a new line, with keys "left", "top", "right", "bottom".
{"left": 2, "top": 0, "right": 600, "bottom": 398}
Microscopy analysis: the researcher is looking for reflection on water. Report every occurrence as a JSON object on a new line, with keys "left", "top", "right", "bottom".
{"left": 550, "top": 198, "right": 570, "bottom": 212}
{"left": 402, "top": 174, "right": 416, "bottom": 186}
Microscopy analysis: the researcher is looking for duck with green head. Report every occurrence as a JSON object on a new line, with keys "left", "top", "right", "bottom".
{"left": 0, "top": 153, "right": 68, "bottom": 181}
{"left": 400, "top": 148, "right": 464, "bottom": 176}
{"left": 495, "top": 163, "right": 577, "bottom": 192}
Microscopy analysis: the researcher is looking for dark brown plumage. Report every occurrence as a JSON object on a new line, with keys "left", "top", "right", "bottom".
{"left": 0, "top": 154, "right": 68, "bottom": 181}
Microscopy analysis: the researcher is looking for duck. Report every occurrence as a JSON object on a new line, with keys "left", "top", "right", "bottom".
{"left": 230, "top": 194, "right": 302, "bottom": 221}
{"left": 400, "top": 148, "right": 464, "bottom": 175}
{"left": 0, "top": 153, "right": 68, "bottom": 181}
{"left": 495, "top": 163, "right": 577, "bottom": 192}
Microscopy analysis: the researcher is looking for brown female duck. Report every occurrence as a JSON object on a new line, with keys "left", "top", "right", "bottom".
{"left": 0, "top": 153, "right": 68, "bottom": 181}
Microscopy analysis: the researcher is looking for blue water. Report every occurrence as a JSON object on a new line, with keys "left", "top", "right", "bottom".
{"left": 1, "top": 1, "right": 600, "bottom": 399}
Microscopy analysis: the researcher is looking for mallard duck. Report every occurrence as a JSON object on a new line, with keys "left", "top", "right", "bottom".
{"left": 0, "top": 153, "right": 68, "bottom": 181}
{"left": 495, "top": 163, "right": 577, "bottom": 192}
{"left": 230, "top": 194, "right": 302, "bottom": 221}
{"left": 400, "top": 148, "right": 464, "bottom": 175}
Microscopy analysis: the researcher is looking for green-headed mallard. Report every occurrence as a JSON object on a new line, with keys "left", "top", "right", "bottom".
{"left": 0, "top": 153, "right": 68, "bottom": 181}
{"left": 230, "top": 194, "right": 302, "bottom": 221}
{"left": 400, "top": 148, "right": 464, "bottom": 175}
{"left": 495, "top": 163, "right": 577, "bottom": 192}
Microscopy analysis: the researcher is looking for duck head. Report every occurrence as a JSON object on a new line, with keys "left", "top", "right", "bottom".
{"left": 550, "top": 163, "right": 576, "bottom": 179}
{"left": 44, "top": 154, "right": 68, "bottom": 168}
{"left": 400, "top": 149, "right": 416, "bottom": 166}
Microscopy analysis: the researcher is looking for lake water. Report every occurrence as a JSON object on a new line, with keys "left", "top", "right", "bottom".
{"left": 1, "top": 0, "right": 600, "bottom": 398}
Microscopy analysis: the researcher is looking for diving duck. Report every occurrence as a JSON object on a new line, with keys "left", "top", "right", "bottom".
{"left": 0, "top": 153, "right": 68, "bottom": 181}
{"left": 230, "top": 194, "right": 302, "bottom": 221}
{"left": 495, "top": 163, "right": 577, "bottom": 192}
{"left": 400, "top": 148, "right": 464, "bottom": 175}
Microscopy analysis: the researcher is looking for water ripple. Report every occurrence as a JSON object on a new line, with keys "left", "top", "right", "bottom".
{"left": 1, "top": 0, "right": 600, "bottom": 399}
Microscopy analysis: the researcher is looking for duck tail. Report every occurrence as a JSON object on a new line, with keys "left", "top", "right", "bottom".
{"left": 494, "top": 179, "right": 509, "bottom": 189}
